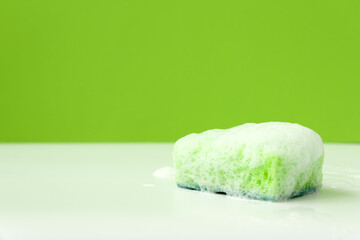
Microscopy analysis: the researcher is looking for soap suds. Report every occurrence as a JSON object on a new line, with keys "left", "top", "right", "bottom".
{"left": 142, "top": 183, "right": 157, "bottom": 187}
{"left": 153, "top": 167, "right": 174, "bottom": 179}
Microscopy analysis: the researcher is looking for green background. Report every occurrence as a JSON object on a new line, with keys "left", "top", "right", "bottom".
{"left": 0, "top": 0, "right": 359, "bottom": 142}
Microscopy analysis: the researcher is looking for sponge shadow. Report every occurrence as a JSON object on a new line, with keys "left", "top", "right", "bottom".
{"left": 319, "top": 187, "right": 357, "bottom": 200}
{"left": 291, "top": 186, "right": 358, "bottom": 202}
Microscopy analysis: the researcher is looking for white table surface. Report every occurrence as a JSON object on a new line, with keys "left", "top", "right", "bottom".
{"left": 0, "top": 143, "right": 359, "bottom": 240}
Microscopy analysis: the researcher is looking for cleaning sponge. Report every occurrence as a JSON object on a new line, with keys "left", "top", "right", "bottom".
{"left": 173, "top": 122, "right": 324, "bottom": 201}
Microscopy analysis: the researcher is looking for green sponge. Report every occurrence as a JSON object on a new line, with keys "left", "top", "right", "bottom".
{"left": 173, "top": 122, "right": 324, "bottom": 201}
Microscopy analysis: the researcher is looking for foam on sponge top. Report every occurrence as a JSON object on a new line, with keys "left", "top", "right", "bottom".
{"left": 173, "top": 122, "right": 324, "bottom": 201}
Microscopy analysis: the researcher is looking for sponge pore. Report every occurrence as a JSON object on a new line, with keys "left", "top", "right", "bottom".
{"left": 173, "top": 122, "right": 324, "bottom": 201}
